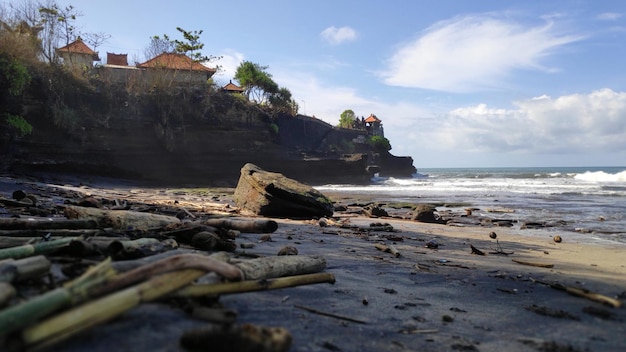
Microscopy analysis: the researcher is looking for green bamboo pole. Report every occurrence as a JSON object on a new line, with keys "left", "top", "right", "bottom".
{"left": 0, "top": 255, "right": 51, "bottom": 283}
{"left": 0, "top": 237, "right": 78, "bottom": 260}
{"left": 0, "top": 258, "right": 115, "bottom": 336}
{"left": 21, "top": 268, "right": 206, "bottom": 349}
{"left": 176, "top": 272, "right": 336, "bottom": 298}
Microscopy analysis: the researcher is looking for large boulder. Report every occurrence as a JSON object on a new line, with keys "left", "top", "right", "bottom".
{"left": 411, "top": 204, "right": 442, "bottom": 223}
{"left": 234, "top": 163, "right": 334, "bottom": 218}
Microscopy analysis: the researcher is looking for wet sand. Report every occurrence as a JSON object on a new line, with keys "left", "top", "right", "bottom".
{"left": 1, "top": 176, "right": 625, "bottom": 351}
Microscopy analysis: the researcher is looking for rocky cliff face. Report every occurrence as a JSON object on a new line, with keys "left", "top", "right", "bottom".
{"left": 2, "top": 78, "right": 415, "bottom": 186}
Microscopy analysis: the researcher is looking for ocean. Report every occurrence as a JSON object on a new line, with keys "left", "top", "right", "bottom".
{"left": 315, "top": 166, "right": 626, "bottom": 245}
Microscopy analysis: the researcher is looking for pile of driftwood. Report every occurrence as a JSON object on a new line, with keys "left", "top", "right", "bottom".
{"left": 0, "top": 188, "right": 334, "bottom": 352}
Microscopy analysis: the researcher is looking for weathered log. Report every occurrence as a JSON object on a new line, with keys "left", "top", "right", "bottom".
{"left": 233, "top": 163, "right": 334, "bottom": 218}
{"left": 111, "top": 238, "right": 179, "bottom": 260}
{"left": 0, "top": 218, "right": 98, "bottom": 231}
{"left": 204, "top": 218, "right": 278, "bottom": 233}
{"left": 108, "top": 238, "right": 160, "bottom": 254}
{"left": 232, "top": 255, "right": 327, "bottom": 280}
{"left": 63, "top": 205, "right": 180, "bottom": 230}
{"left": 0, "top": 255, "right": 51, "bottom": 282}
{"left": 0, "top": 237, "right": 78, "bottom": 260}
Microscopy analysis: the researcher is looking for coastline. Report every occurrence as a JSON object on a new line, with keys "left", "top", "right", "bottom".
{"left": 1, "top": 175, "right": 625, "bottom": 351}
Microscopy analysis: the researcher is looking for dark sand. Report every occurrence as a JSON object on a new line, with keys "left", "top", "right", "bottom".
{"left": 1, "top": 176, "right": 625, "bottom": 352}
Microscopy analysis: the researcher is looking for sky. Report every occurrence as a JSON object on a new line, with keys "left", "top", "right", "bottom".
{"left": 44, "top": 1, "right": 626, "bottom": 168}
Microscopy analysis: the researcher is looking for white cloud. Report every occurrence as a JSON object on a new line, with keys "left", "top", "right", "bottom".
{"left": 212, "top": 49, "right": 245, "bottom": 84}
{"left": 380, "top": 14, "right": 584, "bottom": 92}
{"left": 421, "top": 89, "right": 626, "bottom": 154}
{"left": 320, "top": 26, "right": 358, "bottom": 45}
{"left": 596, "top": 12, "right": 623, "bottom": 21}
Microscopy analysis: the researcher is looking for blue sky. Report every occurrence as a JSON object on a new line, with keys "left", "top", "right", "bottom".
{"left": 51, "top": 0, "right": 626, "bottom": 168}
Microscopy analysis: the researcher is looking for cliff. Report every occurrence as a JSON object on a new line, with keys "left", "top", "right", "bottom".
{"left": 1, "top": 71, "right": 416, "bottom": 186}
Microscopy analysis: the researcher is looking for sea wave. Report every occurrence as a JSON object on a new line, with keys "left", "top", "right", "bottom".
{"left": 574, "top": 170, "right": 626, "bottom": 183}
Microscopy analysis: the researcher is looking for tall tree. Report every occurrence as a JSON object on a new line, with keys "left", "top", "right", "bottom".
{"left": 268, "top": 87, "right": 296, "bottom": 115}
{"left": 144, "top": 34, "right": 174, "bottom": 60}
{"left": 147, "top": 27, "right": 221, "bottom": 70}
{"left": 234, "top": 61, "right": 278, "bottom": 104}
{"left": 339, "top": 109, "right": 356, "bottom": 128}
{"left": 37, "top": 2, "right": 82, "bottom": 63}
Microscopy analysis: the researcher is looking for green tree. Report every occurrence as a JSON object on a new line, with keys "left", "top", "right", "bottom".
{"left": 144, "top": 34, "right": 174, "bottom": 59}
{"left": 0, "top": 52, "right": 32, "bottom": 136}
{"left": 148, "top": 27, "right": 221, "bottom": 71}
{"left": 338, "top": 109, "right": 356, "bottom": 128}
{"left": 37, "top": 2, "right": 82, "bottom": 63}
{"left": 234, "top": 61, "right": 279, "bottom": 104}
{"left": 368, "top": 135, "right": 392, "bottom": 152}
{"left": 268, "top": 87, "right": 296, "bottom": 115}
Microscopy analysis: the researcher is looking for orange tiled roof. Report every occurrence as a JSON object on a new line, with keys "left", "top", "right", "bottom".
{"left": 107, "top": 52, "right": 128, "bottom": 66}
{"left": 138, "top": 52, "right": 216, "bottom": 73}
{"left": 56, "top": 39, "right": 99, "bottom": 59}
{"left": 364, "top": 114, "right": 381, "bottom": 123}
{"left": 223, "top": 80, "right": 244, "bottom": 92}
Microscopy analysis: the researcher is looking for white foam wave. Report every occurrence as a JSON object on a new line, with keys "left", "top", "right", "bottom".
{"left": 574, "top": 170, "right": 626, "bottom": 183}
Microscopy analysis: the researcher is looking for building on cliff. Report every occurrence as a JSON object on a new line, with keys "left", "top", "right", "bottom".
{"left": 364, "top": 114, "right": 384, "bottom": 137}
{"left": 57, "top": 41, "right": 217, "bottom": 88}
{"left": 222, "top": 80, "right": 244, "bottom": 94}
{"left": 56, "top": 38, "right": 100, "bottom": 71}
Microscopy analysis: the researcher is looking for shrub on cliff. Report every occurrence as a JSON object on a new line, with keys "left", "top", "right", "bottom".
{"left": 0, "top": 52, "right": 32, "bottom": 137}
{"left": 368, "top": 135, "right": 392, "bottom": 152}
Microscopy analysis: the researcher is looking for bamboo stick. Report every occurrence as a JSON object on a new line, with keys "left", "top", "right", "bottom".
{"left": 89, "top": 253, "right": 243, "bottom": 297}
{"left": 176, "top": 272, "right": 335, "bottom": 298}
{"left": 204, "top": 218, "right": 278, "bottom": 233}
{"left": 512, "top": 259, "right": 554, "bottom": 268}
{"left": 21, "top": 268, "right": 206, "bottom": 349}
{"left": 0, "top": 258, "right": 115, "bottom": 336}
{"left": 531, "top": 277, "right": 622, "bottom": 308}
{"left": 0, "top": 255, "right": 51, "bottom": 282}
{"left": 0, "top": 237, "right": 79, "bottom": 260}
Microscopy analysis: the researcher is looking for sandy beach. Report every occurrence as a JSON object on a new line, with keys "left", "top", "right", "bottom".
{"left": 1, "top": 176, "right": 625, "bottom": 352}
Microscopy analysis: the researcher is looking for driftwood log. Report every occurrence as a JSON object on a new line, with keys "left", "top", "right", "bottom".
{"left": 63, "top": 205, "right": 181, "bottom": 230}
